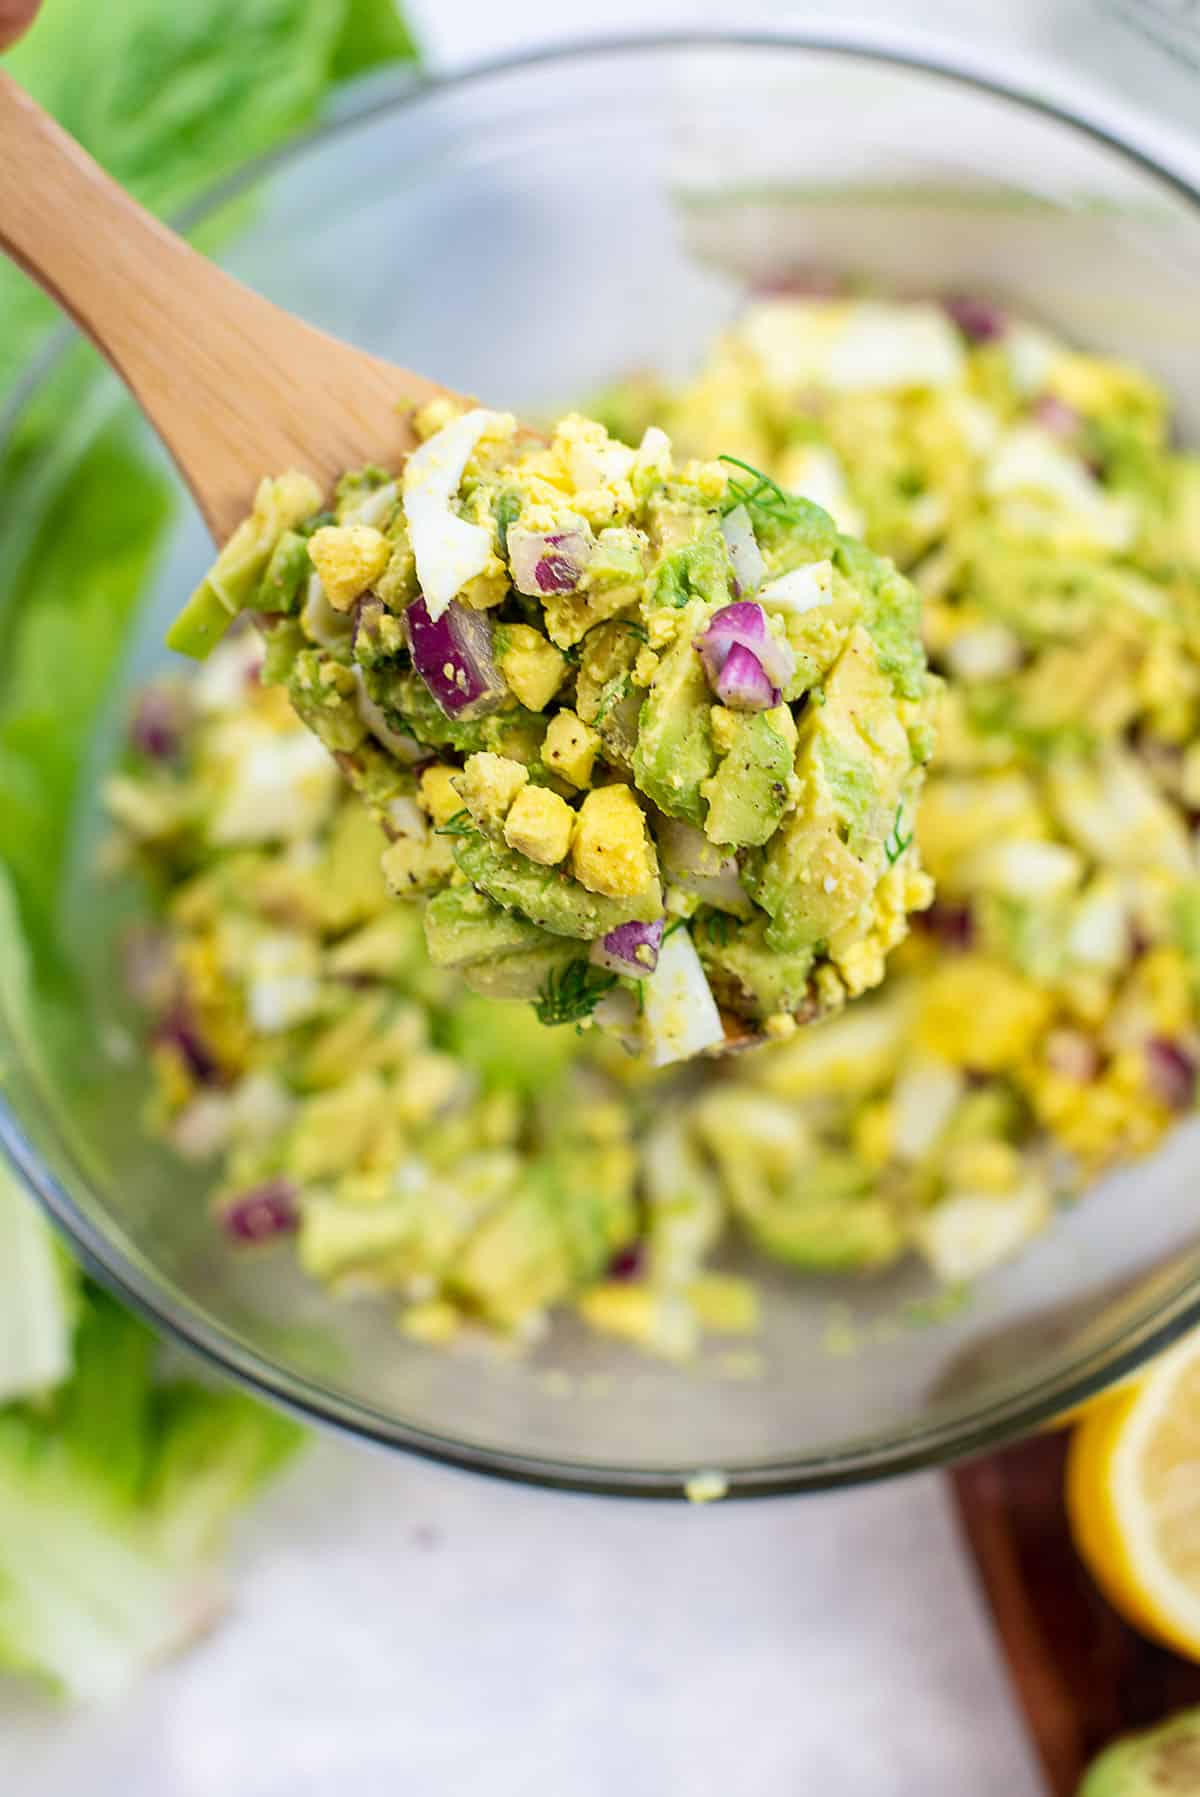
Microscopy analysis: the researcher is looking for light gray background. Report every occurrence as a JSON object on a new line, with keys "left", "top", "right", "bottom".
{"left": 7, "top": 3, "right": 1197, "bottom": 1791}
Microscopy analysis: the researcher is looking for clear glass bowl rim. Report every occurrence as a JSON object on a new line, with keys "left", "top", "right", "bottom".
{"left": 4, "top": 28, "right": 1200, "bottom": 1499}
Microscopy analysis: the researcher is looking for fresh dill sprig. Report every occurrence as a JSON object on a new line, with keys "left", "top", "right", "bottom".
{"left": 662, "top": 917, "right": 689, "bottom": 941}
{"left": 701, "top": 910, "right": 735, "bottom": 947}
{"left": 593, "top": 672, "right": 632, "bottom": 727}
{"left": 534, "top": 959, "right": 617, "bottom": 1028}
{"left": 434, "top": 808, "right": 475, "bottom": 838}
{"left": 884, "top": 804, "right": 913, "bottom": 866}
{"left": 718, "top": 454, "right": 812, "bottom": 527}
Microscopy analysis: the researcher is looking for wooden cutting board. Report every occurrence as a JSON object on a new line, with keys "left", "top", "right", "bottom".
{"left": 949, "top": 1433, "right": 1200, "bottom": 1796}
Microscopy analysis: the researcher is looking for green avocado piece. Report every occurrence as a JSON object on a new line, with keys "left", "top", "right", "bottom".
{"left": 450, "top": 1179, "right": 574, "bottom": 1325}
{"left": 756, "top": 627, "right": 908, "bottom": 952}
{"left": 696, "top": 913, "right": 814, "bottom": 1020}
{"left": 439, "top": 994, "right": 578, "bottom": 1095}
{"left": 168, "top": 472, "right": 322, "bottom": 658}
{"left": 701, "top": 712, "right": 792, "bottom": 848}
{"left": 370, "top": 667, "right": 488, "bottom": 755}
{"left": 1079, "top": 1708, "right": 1200, "bottom": 1797}
{"left": 835, "top": 535, "right": 927, "bottom": 701}
{"left": 741, "top": 1155, "right": 904, "bottom": 1270}
{"left": 423, "top": 885, "right": 554, "bottom": 967}
{"left": 632, "top": 602, "right": 718, "bottom": 827}
{"left": 648, "top": 524, "right": 731, "bottom": 612}
{"left": 257, "top": 530, "right": 311, "bottom": 615}
{"left": 453, "top": 827, "right": 662, "bottom": 940}
{"left": 462, "top": 940, "right": 580, "bottom": 1002}
{"left": 258, "top": 617, "right": 306, "bottom": 687}
{"left": 287, "top": 650, "right": 367, "bottom": 754}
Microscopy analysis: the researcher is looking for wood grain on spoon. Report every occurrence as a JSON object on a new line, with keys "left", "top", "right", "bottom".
{"left": 0, "top": 71, "right": 458, "bottom": 542}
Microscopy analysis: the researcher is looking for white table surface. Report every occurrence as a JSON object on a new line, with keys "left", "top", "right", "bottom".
{"left": 8, "top": 4, "right": 1198, "bottom": 1792}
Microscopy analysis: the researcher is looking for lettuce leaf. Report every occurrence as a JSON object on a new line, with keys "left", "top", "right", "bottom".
{"left": 0, "top": 1288, "right": 302, "bottom": 1704}
{"left": 0, "top": 0, "right": 420, "bottom": 399}
{"left": 0, "top": 0, "right": 418, "bottom": 1701}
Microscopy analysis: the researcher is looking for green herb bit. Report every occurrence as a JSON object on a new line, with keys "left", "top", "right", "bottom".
{"left": 494, "top": 489, "right": 522, "bottom": 558}
{"left": 884, "top": 804, "right": 914, "bottom": 867}
{"left": 718, "top": 454, "right": 810, "bottom": 526}
{"left": 434, "top": 808, "right": 475, "bottom": 838}
{"left": 702, "top": 910, "right": 734, "bottom": 947}
{"left": 593, "top": 673, "right": 632, "bottom": 727}
{"left": 535, "top": 959, "right": 617, "bottom": 1028}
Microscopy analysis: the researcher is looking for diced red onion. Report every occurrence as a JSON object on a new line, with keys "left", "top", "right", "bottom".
{"left": 943, "top": 294, "right": 1008, "bottom": 343}
{"left": 154, "top": 999, "right": 220, "bottom": 1085}
{"left": 1146, "top": 1037, "right": 1197, "bottom": 1112}
{"left": 130, "top": 685, "right": 191, "bottom": 760}
{"left": 919, "top": 902, "right": 975, "bottom": 952}
{"left": 752, "top": 269, "right": 844, "bottom": 298}
{"left": 1032, "top": 394, "right": 1082, "bottom": 438}
{"left": 217, "top": 1177, "right": 300, "bottom": 1244}
{"left": 507, "top": 526, "right": 593, "bottom": 596}
{"left": 715, "top": 643, "right": 779, "bottom": 711}
{"left": 696, "top": 601, "right": 794, "bottom": 696}
{"left": 590, "top": 918, "right": 664, "bottom": 980}
{"left": 406, "top": 594, "right": 508, "bottom": 720}
{"left": 607, "top": 1241, "right": 645, "bottom": 1280}
{"left": 720, "top": 505, "right": 765, "bottom": 598}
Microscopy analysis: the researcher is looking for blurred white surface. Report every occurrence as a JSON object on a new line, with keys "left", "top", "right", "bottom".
{"left": 12, "top": 2, "right": 1200, "bottom": 1790}
{"left": 5, "top": 1440, "right": 1040, "bottom": 1796}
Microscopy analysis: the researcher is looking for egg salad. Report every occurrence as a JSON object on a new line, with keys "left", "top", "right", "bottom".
{"left": 111, "top": 293, "right": 1200, "bottom": 1354}
{"left": 166, "top": 401, "right": 937, "bottom": 1064}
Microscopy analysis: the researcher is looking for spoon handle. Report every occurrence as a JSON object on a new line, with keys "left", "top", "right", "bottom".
{"left": 0, "top": 72, "right": 436, "bottom": 539}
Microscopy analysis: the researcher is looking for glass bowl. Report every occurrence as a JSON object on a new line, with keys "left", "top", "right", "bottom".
{"left": 4, "top": 34, "right": 1200, "bottom": 1497}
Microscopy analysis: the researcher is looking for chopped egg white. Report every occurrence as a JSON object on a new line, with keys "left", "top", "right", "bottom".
{"left": 776, "top": 443, "right": 864, "bottom": 537}
{"left": 641, "top": 927, "right": 725, "bottom": 1067}
{"left": 403, "top": 408, "right": 514, "bottom": 620}
{"left": 759, "top": 558, "right": 834, "bottom": 615}
{"left": 985, "top": 426, "right": 1136, "bottom": 552}
{"left": 209, "top": 727, "right": 339, "bottom": 845}
{"left": 915, "top": 1177, "right": 1051, "bottom": 1283}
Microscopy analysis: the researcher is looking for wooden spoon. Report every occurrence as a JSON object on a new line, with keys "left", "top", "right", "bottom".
{"left": 0, "top": 71, "right": 456, "bottom": 542}
{"left": 0, "top": 72, "right": 805, "bottom": 1055}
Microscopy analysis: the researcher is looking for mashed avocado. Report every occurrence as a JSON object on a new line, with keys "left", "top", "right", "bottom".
{"left": 169, "top": 401, "right": 936, "bottom": 1063}
{"left": 115, "top": 294, "right": 1200, "bottom": 1356}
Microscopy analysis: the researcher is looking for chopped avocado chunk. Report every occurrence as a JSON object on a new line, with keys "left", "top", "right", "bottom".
{"left": 632, "top": 602, "right": 718, "bottom": 827}
{"left": 454, "top": 825, "right": 662, "bottom": 939}
{"left": 701, "top": 711, "right": 793, "bottom": 848}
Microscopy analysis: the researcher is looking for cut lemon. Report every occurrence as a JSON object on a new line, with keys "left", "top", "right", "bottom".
{"left": 1067, "top": 1329, "right": 1200, "bottom": 1661}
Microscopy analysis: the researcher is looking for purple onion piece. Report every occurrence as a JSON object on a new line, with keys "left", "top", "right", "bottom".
{"left": 607, "top": 1241, "right": 645, "bottom": 1281}
{"left": 696, "top": 600, "right": 794, "bottom": 695}
{"left": 130, "top": 685, "right": 191, "bottom": 761}
{"left": 405, "top": 595, "right": 508, "bottom": 720}
{"left": 943, "top": 294, "right": 1008, "bottom": 344}
{"left": 752, "top": 268, "right": 845, "bottom": 299}
{"left": 590, "top": 918, "right": 665, "bottom": 980}
{"left": 507, "top": 527, "right": 593, "bottom": 597}
{"left": 714, "top": 643, "right": 779, "bottom": 712}
{"left": 1146, "top": 1037, "right": 1197, "bottom": 1112}
{"left": 218, "top": 1178, "right": 300, "bottom": 1244}
{"left": 1031, "top": 394, "right": 1082, "bottom": 438}
{"left": 154, "top": 999, "right": 220, "bottom": 1085}
{"left": 919, "top": 902, "right": 975, "bottom": 952}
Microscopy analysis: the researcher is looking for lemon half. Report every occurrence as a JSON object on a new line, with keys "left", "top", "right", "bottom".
{"left": 1067, "top": 1329, "right": 1200, "bottom": 1661}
